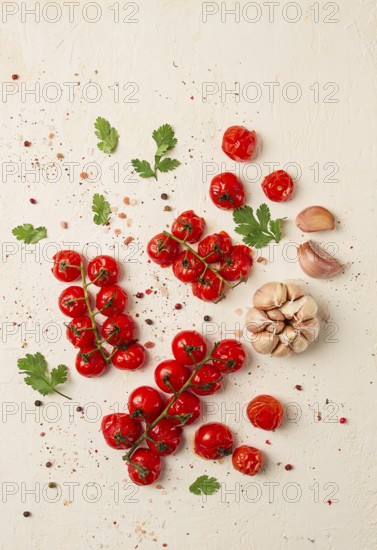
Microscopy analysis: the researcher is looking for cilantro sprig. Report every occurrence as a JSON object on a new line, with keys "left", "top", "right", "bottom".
{"left": 12, "top": 224, "right": 47, "bottom": 244}
{"left": 132, "top": 124, "right": 180, "bottom": 180}
{"left": 94, "top": 117, "right": 119, "bottom": 154}
{"left": 233, "top": 204, "right": 285, "bottom": 248}
{"left": 92, "top": 193, "right": 111, "bottom": 225}
{"left": 189, "top": 475, "right": 221, "bottom": 496}
{"left": 17, "top": 352, "right": 71, "bottom": 400}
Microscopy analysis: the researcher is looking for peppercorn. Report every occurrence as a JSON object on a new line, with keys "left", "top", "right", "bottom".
{"left": 164, "top": 205, "right": 172, "bottom": 211}
{"left": 45, "top": 461, "right": 52, "bottom": 468}
{"left": 160, "top": 193, "right": 168, "bottom": 200}
{"left": 76, "top": 406, "right": 83, "bottom": 412}
{"left": 23, "top": 511, "right": 31, "bottom": 517}
{"left": 34, "top": 400, "right": 42, "bottom": 406}
{"left": 135, "top": 292, "right": 144, "bottom": 299}
{"left": 145, "top": 319, "right": 153, "bottom": 325}
{"left": 48, "top": 482, "right": 57, "bottom": 488}
{"left": 203, "top": 315, "right": 211, "bottom": 322}
{"left": 174, "top": 303, "right": 182, "bottom": 310}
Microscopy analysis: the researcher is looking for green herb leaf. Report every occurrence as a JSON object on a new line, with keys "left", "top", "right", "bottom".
{"left": 189, "top": 475, "right": 221, "bottom": 496}
{"left": 94, "top": 116, "right": 119, "bottom": 154}
{"left": 132, "top": 124, "right": 180, "bottom": 180}
{"left": 12, "top": 224, "right": 47, "bottom": 244}
{"left": 131, "top": 159, "right": 156, "bottom": 179}
{"left": 233, "top": 204, "right": 285, "bottom": 249}
{"left": 92, "top": 193, "right": 111, "bottom": 226}
{"left": 17, "top": 352, "right": 71, "bottom": 399}
{"left": 152, "top": 124, "right": 177, "bottom": 151}
{"left": 156, "top": 158, "right": 180, "bottom": 173}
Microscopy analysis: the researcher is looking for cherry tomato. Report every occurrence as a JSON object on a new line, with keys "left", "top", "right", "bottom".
{"left": 128, "top": 386, "right": 165, "bottom": 422}
{"left": 166, "top": 391, "right": 201, "bottom": 426}
{"left": 198, "top": 231, "right": 232, "bottom": 263}
{"left": 261, "top": 170, "right": 294, "bottom": 202}
{"left": 191, "top": 363, "right": 222, "bottom": 396}
{"left": 58, "top": 286, "right": 87, "bottom": 317}
{"left": 75, "top": 347, "right": 108, "bottom": 377}
{"left": 52, "top": 250, "right": 82, "bottom": 282}
{"left": 147, "top": 418, "right": 182, "bottom": 456}
{"left": 232, "top": 445, "right": 264, "bottom": 476}
{"left": 171, "top": 330, "right": 207, "bottom": 365}
{"left": 219, "top": 245, "right": 253, "bottom": 282}
{"left": 66, "top": 316, "right": 96, "bottom": 348}
{"left": 172, "top": 251, "right": 205, "bottom": 283}
{"left": 212, "top": 339, "right": 247, "bottom": 374}
{"left": 127, "top": 448, "right": 162, "bottom": 486}
{"left": 154, "top": 359, "right": 189, "bottom": 393}
{"left": 147, "top": 233, "right": 180, "bottom": 267}
{"left": 95, "top": 284, "right": 128, "bottom": 317}
{"left": 194, "top": 422, "right": 233, "bottom": 460}
{"left": 171, "top": 210, "right": 206, "bottom": 243}
{"left": 87, "top": 255, "right": 120, "bottom": 287}
{"left": 112, "top": 343, "right": 146, "bottom": 371}
{"left": 192, "top": 270, "right": 225, "bottom": 302}
{"left": 222, "top": 126, "right": 257, "bottom": 162}
{"left": 246, "top": 394, "right": 284, "bottom": 431}
{"left": 101, "top": 413, "right": 142, "bottom": 450}
{"left": 101, "top": 314, "right": 137, "bottom": 346}
{"left": 209, "top": 172, "right": 246, "bottom": 210}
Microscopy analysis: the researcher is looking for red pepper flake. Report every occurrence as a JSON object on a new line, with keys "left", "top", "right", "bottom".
{"left": 118, "top": 213, "right": 127, "bottom": 219}
{"left": 295, "top": 384, "right": 302, "bottom": 391}
{"left": 11, "top": 74, "right": 19, "bottom": 80}
{"left": 24, "top": 140, "right": 31, "bottom": 147}
{"left": 265, "top": 440, "right": 271, "bottom": 445}
{"left": 123, "top": 197, "right": 130, "bottom": 205}
{"left": 284, "top": 464, "right": 293, "bottom": 471}
{"left": 257, "top": 257, "right": 267, "bottom": 264}
{"left": 145, "top": 289, "right": 152, "bottom": 295}
{"left": 49, "top": 133, "right": 54, "bottom": 139}
{"left": 29, "top": 198, "right": 37, "bottom": 204}
{"left": 174, "top": 303, "right": 182, "bottom": 310}
{"left": 60, "top": 221, "right": 68, "bottom": 229}
{"left": 80, "top": 171, "right": 88, "bottom": 179}
{"left": 144, "top": 341, "right": 155, "bottom": 349}
{"left": 156, "top": 484, "right": 163, "bottom": 489}
{"left": 124, "top": 236, "right": 134, "bottom": 246}
{"left": 40, "top": 432, "right": 45, "bottom": 437}
{"left": 114, "top": 229, "right": 121, "bottom": 236}
{"left": 113, "top": 521, "right": 117, "bottom": 525}
{"left": 339, "top": 417, "right": 347, "bottom": 424}
{"left": 327, "top": 500, "right": 332, "bottom": 505}
{"left": 190, "top": 95, "right": 194, "bottom": 100}
{"left": 135, "top": 292, "right": 144, "bottom": 299}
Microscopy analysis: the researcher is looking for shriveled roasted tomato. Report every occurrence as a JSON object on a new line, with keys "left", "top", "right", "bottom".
{"left": 194, "top": 422, "right": 233, "bottom": 460}
{"left": 58, "top": 286, "right": 87, "bottom": 317}
{"left": 192, "top": 270, "right": 225, "bottom": 302}
{"left": 222, "top": 126, "right": 257, "bottom": 162}
{"left": 171, "top": 210, "right": 206, "bottom": 243}
{"left": 66, "top": 316, "right": 96, "bottom": 348}
{"left": 101, "top": 413, "right": 142, "bottom": 449}
{"left": 101, "top": 314, "right": 137, "bottom": 346}
{"left": 95, "top": 284, "right": 128, "bottom": 317}
{"left": 198, "top": 231, "right": 232, "bottom": 263}
{"left": 75, "top": 347, "right": 108, "bottom": 377}
{"left": 128, "top": 386, "right": 165, "bottom": 422}
{"left": 246, "top": 394, "right": 284, "bottom": 431}
{"left": 52, "top": 250, "right": 82, "bottom": 282}
{"left": 146, "top": 418, "right": 182, "bottom": 456}
{"left": 127, "top": 448, "right": 162, "bottom": 485}
{"left": 261, "top": 170, "right": 294, "bottom": 202}
{"left": 219, "top": 245, "right": 253, "bottom": 282}
{"left": 147, "top": 233, "right": 180, "bottom": 267}
{"left": 171, "top": 330, "right": 207, "bottom": 365}
{"left": 209, "top": 172, "right": 246, "bottom": 210}
{"left": 154, "top": 359, "right": 190, "bottom": 393}
{"left": 87, "top": 255, "right": 120, "bottom": 287}
{"left": 166, "top": 391, "right": 201, "bottom": 426}
{"left": 112, "top": 343, "right": 146, "bottom": 370}
{"left": 191, "top": 363, "right": 222, "bottom": 396}
{"left": 232, "top": 445, "right": 264, "bottom": 476}
{"left": 172, "top": 251, "right": 205, "bottom": 283}
{"left": 212, "top": 339, "right": 247, "bottom": 374}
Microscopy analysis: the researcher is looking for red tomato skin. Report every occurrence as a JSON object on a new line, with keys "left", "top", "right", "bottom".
{"left": 194, "top": 422, "right": 233, "bottom": 460}
{"left": 154, "top": 359, "right": 190, "bottom": 393}
{"left": 209, "top": 172, "right": 246, "bottom": 210}
{"left": 172, "top": 251, "right": 205, "bottom": 283}
{"left": 58, "top": 286, "right": 87, "bottom": 317}
{"left": 261, "top": 170, "right": 294, "bottom": 202}
{"left": 191, "top": 363, "right": 223, "bottom": 396}
{"left": 101, "top": 413, "right": 142, "bottom": 449}
{"left": 75, "top": 347, "right": 108, "bottom": 377}
{"left": 95, "top": 285, "right": 128, "bottom": 317}
{"left": 171, "top": 330, "right": 207, "bottom": 365}
{"left": 66, "top": 316, "right": 96, "bottom": 348}
{"left": 191, "top": 270, "right": 225, "bottom": 302}
{"left": 147, "top": 233, "right": 181, "bottom": 267}
{"left": 246, "top": 394, "right": 284, "bottom": 431}
{"left": 128, "top": 386, "right": 165, "bottom": 422}
{"left": 112, "top": 343, "right": 146, "bottom": 370}
{"left": 222, "top": 126, "right": 257, "bottom": 162}
{"left": 87, "top": 255, "right": 120, "bottom": 287}
{"left": 146, "top": 418, "right": 182, "bottom": 456}
{"left": 166, "top": 391, "right": 201, "bottom": 426}
{"left": 52, "top": 250, "right": 82, "bottom": 282}
{"left": 212, "top": 339, "right": 247, "bottom": 374}
{"left": 232, "top": 445, "right": 264, "bottom": 476}
{"left": 171, "top": 210, "right": 206, "bottom": 243}
{"left": 101, "top": 314, "right": 138, "bottom": 346}
{"left": 127, "top": 448, "right": 162, "bottom": 485}
{"left": 198, "top": 231, "right": 232, "bottom": 263}
{"left": 219, "top": 246, "right": 253, "bottom": 282}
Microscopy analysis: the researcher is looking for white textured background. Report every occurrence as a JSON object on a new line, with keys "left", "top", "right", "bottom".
{"left": 1, "top": 1, "right": 377, "bottom": 549}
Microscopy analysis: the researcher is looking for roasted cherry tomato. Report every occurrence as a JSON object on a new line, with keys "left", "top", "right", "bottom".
{"left": 212, "top": 339, "right": 247, "bottom": 374}
{"left": 154, "top": 359, "right": 189, "bottom": 394}
{"left": 66, "top": 316, "right": 96, "bottom": 348}
{"left": 146, "top": 418, "right": 182, "bottom": 456}
{"left": 101, "top": 314, "right": 137, "bottom": 346}
{"left": 222, "top": 125, "right": 257, "bottom": 162}
{"left": 112, "top": 343, "right": 146, "bottom": 371}
{"left": 261, "top": 170, "right": 294, "bottom": 202}
{"left": 209, "top": 172, "right": 246, "bottom": 210}
{"left": 127, "top": 448, "right": 162, "bottom": 486}
{"left": 171, "top": 330, "right": 207, "bottom": 365}
{"left": 52, "top": 250, "right": 82, "bottom": 282}
{"left": 147, "top": 233, "right": 180, "bottom": 267}
{"left": 192, "top": 270, "right": 225, "bottom": 302}
{"left": 219, "top": 245, "right": 253, "bottom": 282}
{"left": 191, "top": 363, "right": 222, "bottom": 396}
{"left": 58, "top": 286, "right": 87, "bottom": 317}
{"left": 75, "top": 347, "right": 108, "bottom": 377}
{"left": 101, "top": 413, "right": 142, "bottom": 449}
{"left": 172, "top": 251, "right": 205, "bottom": 283}
{"left": 198, "top": 231, "right": 232, "bottom": 263}
{"left": 171, "top": 210, "right": 206, "bottom": 243}
{"left": 87, "top": 255, "right": 120, "bottom": 287}
{"left": 246, "top": 394, "right": 284, "bottom": 431}
{"left": 166, "top": 391, "right": 201, "bottom": 426}
{"left": 128, "top": 386, "right": 165, "bottom": 422}
{"left": 232, "top": 445, "right": 264, "bottom": 476}
{"left": 95, "top": 284, "right": 128, "bottom": 317}
{"left": 194, "top": 422, "right": 233, "bottom": 460}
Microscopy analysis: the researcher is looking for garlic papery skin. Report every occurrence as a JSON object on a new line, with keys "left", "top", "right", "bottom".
{"left": 253, "top": 282, "right": 287, "bottom": 310}
{"left": 266, "top": 308, "right": 285, "bottom": 321}
{"left": 295, "top": 295, "right": 318, "bottom": 322}
{"left": 272, "top": 342, "right": 293, "bottom": 358}
{"left": 291, "top": 334, "right": 309, "bottom": 353}
{"left": 296, "top": 206, "right": 335, "bottom": 232}
{"left": 285, "top": 282, "right": 304, "bottom": 301}
{"left": 279, "top": 325, "right": 297, "bottom": 345}
{"left": 280, "top": 296, "right": 307, "bottom": 319}
{"left": 298, "top": 241, "right": 343, "bottom": 279}
{"left": 251, "top": 332, "right": 279, "bottom": 354}
{"left": 245, "top": 308, "right": 273, "bottom": 334}
{"left": 266, "top": 321, "right": 285, "bottom": 335}
{"left": 293, "top": 317, "right": 320, "bottom": 343}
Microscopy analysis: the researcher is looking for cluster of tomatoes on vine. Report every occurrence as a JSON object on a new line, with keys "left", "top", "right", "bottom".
{"left": 51, "top": 250, "right": 146, "bottom": 376}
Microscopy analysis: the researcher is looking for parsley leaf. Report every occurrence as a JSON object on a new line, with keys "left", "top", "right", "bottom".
{"left": 94, "top": 116, "right": 119, "bottom": 154}
{"left": 233, "top": 204, "right": 285, "bottom": 249}
{"left": 132, "top": 123, "right": 180, "bottom": 179}
{"left": 92, "top": 193, "right": 111, "bottom": 226}
{"left": 12, "top": 224, "right": 47, "bottom": 244}
{"left": 17, "top": 352, "right": 71, "bottom": 399}
{"left": 189, "top": 475, "right": 221, "bottom": 496}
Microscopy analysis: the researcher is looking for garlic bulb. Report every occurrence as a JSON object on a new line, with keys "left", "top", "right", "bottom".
{"left": 247, "top": 281, "right": 320, "bottom": 357}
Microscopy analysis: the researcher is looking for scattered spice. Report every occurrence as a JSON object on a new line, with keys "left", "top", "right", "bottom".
{"left": 45, "top": 461, "right": 52, "bottom": 468}
{"left": 60, "top": 221, "right": 68, "bottom": 229}
{"left": 295, "top": 385, "right": 302, "bottom": 391}
{"left": 12, "top": 74, "right": 19, "bottom": 80}
{"left": 135, "top": 292, "right": 144, "bottom": 299}
{"left": 265, "top": 440, "right": 271, "bottom": 445}
{"left": 145, "top": 319, "right": 153, "bottom": 325}
{"left": 145, "top": 289, "right": 153, "bottom": 295}
{"left": 284, "top": 464, "right": 293, "bottom": 471}
{"left": 76, "top": 406, "right": 83, "bottom": 412}
{"left": 80, "top": 171, "right": 88, "bottom": 179}
{"left": 203, "top": 315, "right": 211, "bottom": 322}
{"left": 161, "top": 193, "right": 168, "bottom": 200}
{"left": 24, "top": 140, "right": 31, "bottom": 147}
{"left": 175, "top": 303, "right": 182, "bottom": 310}
{"left": 327, "top": 500, "right": 332, "bottom": 505}
{"left": 164, "top": 205, "right": 172, "bottom": 212}
{"left": 144, "top": 341, "right": 155, "bottom": 349}
{"left": 48, "top": 482, "right": 57, "bottom": 488}
{"left": 34, "top": 400, "right": 42, "bottom": 406}
{"left": 56, "top": 153, "right": 64, "bottom": 159}
{"left": 339, "top": 417, "right": 346, "bottom": 424}
{"left": 118, "top": 213, "right": 127, "bottom": 219}
{"left": 124, "top": 236, "right": 134, "bottom": 246}
{"left": 29, "top": 198, "right": 37, "bottom": 204}
{"left": 23, "top": 511, "right": 31, "bottom": 517}
{"left": 123, "top": 197, "right": 130, "bottom": 205}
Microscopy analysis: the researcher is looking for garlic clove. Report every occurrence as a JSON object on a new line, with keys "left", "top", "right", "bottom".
{"left": 291, "top": 334, "right": 309, "bottom": 353}
{"left": 298, "top": 241, "right": 343, "bottom": 279}
{"left": 296, "top": 206, "right": 335, "bottom": 232}
{"left": 294, "top": 317, "right": 320, "bottom": 342}
{"left": 272, "top": 342, "right": 293, "bottom": 358}
{"left": 280, "top": 296, "right": 307, "bottom": 319}
{"left": 245, "top": 308, "right": 273, "bottom": 334}
{"left": 295, "top": 295, "right": 318, "bottom": 322}
{"left": 266, "top": 321, "right": 285, "bottom": 334}
{"left": 279, "top": 325, "right": 297, "bottom": 345}
{"left": 253, "top": 282, "right": 287, "bottom": 310}
{"left": 266, "top": 308, "right": 285, "bottom": 321}
{"left": 285, "top": 282, "right": 304, "bottom": 301}
{"left": 251, "top": 331, "right": 279, "bottom": 354}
